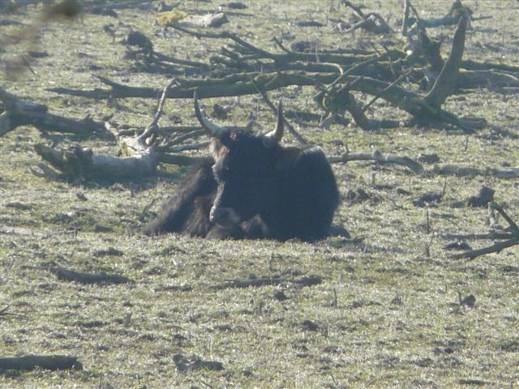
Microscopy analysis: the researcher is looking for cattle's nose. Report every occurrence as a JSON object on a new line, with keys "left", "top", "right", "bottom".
{"left": 209, "top": 206, "right": 223, "bottom": 223}
{"left": 210, "top": 206, "right": 240, "bottom": 226}
{"left": 210, "top": 207, "right": 230, "bottom": 224}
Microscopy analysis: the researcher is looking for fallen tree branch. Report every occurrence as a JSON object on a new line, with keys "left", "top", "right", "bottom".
{"left": 450, "top": 237, "right": 518, "bottom": 260}
{"left": 0, "top": 355, "right": 82, "bottom": 371}
{"left": 50, "top": 267, "right": 132, "bottom": 285}
{"left": 402, "top": 0, "right": 411, "bottom": 35}
{"left": 448, "top": 203, "right": 518, "bottom": 259}
{"left": 137, "top": 78, "right": 178, "bottom": 145}
{"left": 33, "top": 79, "right": 209, "bottom": 180}
{"left": 253, "top": 81, "right": 307, "bottom": 145}
{"left": 431, "top": 164, "right": 519, "bottom": 178}
{"left": 172, "top": 22, "right": 393, "bottom": 60}
{"left": 0, "top": 305, "right": 10, "bottom": 317}
{"left": 403, "top": 0, "right": 488, "bottom": 29}
{"left": 34, "top": 143, "right": 159, "bottom": 181}
{"left": 461, "top": 59, "right": 519, "bottom": 74}
{"left": 443, "top": 232, "right": 513, "bottom": 241}
{"left": 159, "top": 153, "right": 206, "bottom": 166}
{"left": 493, "top": 203, "right": 518, "bottom": 232}
{"left": 425, "top": 14, "right": 467, "bottom": 108}
{"left": 212, "top": 274, "right": 322, "bottom": 290}
{"left": 85, "top": 0, "right": 155, "bottom": 12}
{"left": 0, "top": 87, "right": 110, "bottom": 138}
{"left": 341, "top": 1, "right": 393, "bottom": 34}
{"left": 51, "top": 72, "right": 477, "bottom": 131}
{"left": 330, "top": 150, "right": 424, "bottom": 174}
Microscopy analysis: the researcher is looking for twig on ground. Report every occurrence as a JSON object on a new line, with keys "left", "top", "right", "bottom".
{"left": 330, "top": 150, "right": 424, "bottom": 174}
{"left": 448, "top": 203, "right": 518, "bottom": 259}
{"left": 0, "top": 306, "right": 10, "bottom": 317}
{"left": 137, "top": 78, "right": 178, "bottom": 145}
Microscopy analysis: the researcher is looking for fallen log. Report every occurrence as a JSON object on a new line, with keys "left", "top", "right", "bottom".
{"left": 50, "top": 72, "right": 477, "bottom": 131}
{"left": 0, "top": 355, "right": 82, "bottom": 371}
{"left": 425, "top": 14, "right": 467, "bottom": 108}
{"left": 34, "top": 143, "right": 159, "bottom": 181}
{"left": 0, "top": 87, "right": 110, "bottom": 138}
{"left": 34, "top": 79, "right": 193, "bottom": 180}
{"left": 432, "top": 164, "right": 519, "bottom": 179}
{"left": 330, "top": 150, "right": 425, "bottom": 174}
{"left": 461, "top": 59, "right": 519, "bottom": 74}
{"left": 212, "top": 274, "right": 322, "bottom": 290}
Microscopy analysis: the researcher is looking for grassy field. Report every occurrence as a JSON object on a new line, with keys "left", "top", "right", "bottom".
{"left": 0, "top": 0, "right": 518, "bottom": 387}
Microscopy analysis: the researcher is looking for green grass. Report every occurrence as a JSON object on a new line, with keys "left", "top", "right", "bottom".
{"left": 0, "top": 0, "right": 518, "bottom": 387}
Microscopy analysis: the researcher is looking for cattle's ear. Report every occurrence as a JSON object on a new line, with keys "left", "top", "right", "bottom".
{"left": 264, "top": 100, "right": 284, "bottom": 144}
{"left": 194, "top": 90, "right": 229, "bottom": 140}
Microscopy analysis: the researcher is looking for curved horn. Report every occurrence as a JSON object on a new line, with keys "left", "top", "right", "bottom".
{"left": 264, "top": 100, "right": 284, "bottom": 143}
{"left": 194, "top": 90, "right": 229, "bottom": 139}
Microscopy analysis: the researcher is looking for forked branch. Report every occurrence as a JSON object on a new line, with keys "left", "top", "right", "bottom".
{"left": 449, "top": 203, "right": 518, "bottom": 259}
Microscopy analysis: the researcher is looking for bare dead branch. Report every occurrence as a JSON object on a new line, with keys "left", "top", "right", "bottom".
{"left": 138, "top": 78, "right": 178, "bottom": 145}
{"left": 341, "top": 1, "right": 366, "bottom": 19}
{"left": 0, "top": 355, "right": 82, "bottom": 371}
{"left": 170, "top": 22, "right": 397, "bottom": 67}
{"left": 211, "top": 274, "right": 322, "bottom": 290}
{"left": 362, "top": 70, "right": 412, "bottom": 112}
{"left": 432, "top": 164, "right": 519, "bottom": 179}
{"left": 330, "top": 150, "right": 424, "bottom": 174}
{"left": 447, "top": 203, "right": 518, "bottom": 260}
{"left": 253, "top": 82, "right": 307, "bottom": 145}
{"left": 170, "top": 23, "right": 277, "bottom": 61}
{"left": 425, "top": 14, "right": 468, "bottom": 108}
{"left": 339, "top": 1, "right": 393, "bottom": 34}
{"left": 0, "top": 86, "right": 109, "bottom": 138}
{"left": 168, "top": 142, "right": 209, "bottom": 153}
{"left": 0, "top": 305, "right": 10, "bottom": 317}
{"left": 491, "top": 203, "right": 519, "bottom": 233}
{"left": 450, "top": 238, "right": 518, "bottom": 260}
{"left": 34, "top": 144, "right": 159, "bottom": 180}
{"left": 51, "top": 71, "right": 476, "bottom": 131}
{"left": 343, "top": 91, "right": 371, "bottom": 130}
{"left": 50, "top": 266, "right": 132, "bottom": 285}
{"left": 443, "top": 232, "right": 514, "bottom": 241}
{"left": 159, "top": 154, "right": 206, "bottom": 166}
{"left": 402, "top": 0, "right": 411, "bottom": 35}
{"left": 403, "top": 0, "right": 487, "bottom": 29}
{"left": 166, "top": 130, "right": 206, "bottom": 147}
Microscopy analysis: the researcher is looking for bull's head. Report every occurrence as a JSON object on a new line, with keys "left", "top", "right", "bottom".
{"left": 194, "top": 91, "right": 284, "bottom": 228}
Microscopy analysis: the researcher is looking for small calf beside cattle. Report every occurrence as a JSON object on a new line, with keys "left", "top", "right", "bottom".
{"left": 144, "top": 94, "right": 340, "bottom": 241}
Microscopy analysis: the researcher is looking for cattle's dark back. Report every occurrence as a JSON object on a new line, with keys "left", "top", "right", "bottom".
{"left": 144, "top": 96, "right": 340, "bottom": 241}
{"left": 144, "top": 137, "right": 339, "bottom": 241}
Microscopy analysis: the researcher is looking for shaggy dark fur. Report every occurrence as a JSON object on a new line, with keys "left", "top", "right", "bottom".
{"left": 144, "top": 98, "right": 339, "bottom": 241}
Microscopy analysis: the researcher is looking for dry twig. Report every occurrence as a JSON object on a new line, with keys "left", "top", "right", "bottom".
{"left": 330, "top": 150, "right": 424, "bottom": 174}
{"left": 449, "top": 203, "right": 518, "bottom": 259}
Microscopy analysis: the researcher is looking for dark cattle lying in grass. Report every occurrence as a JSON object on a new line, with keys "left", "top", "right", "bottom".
{"left": 144, "top": 94, "right": 340, "bottom": 241}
